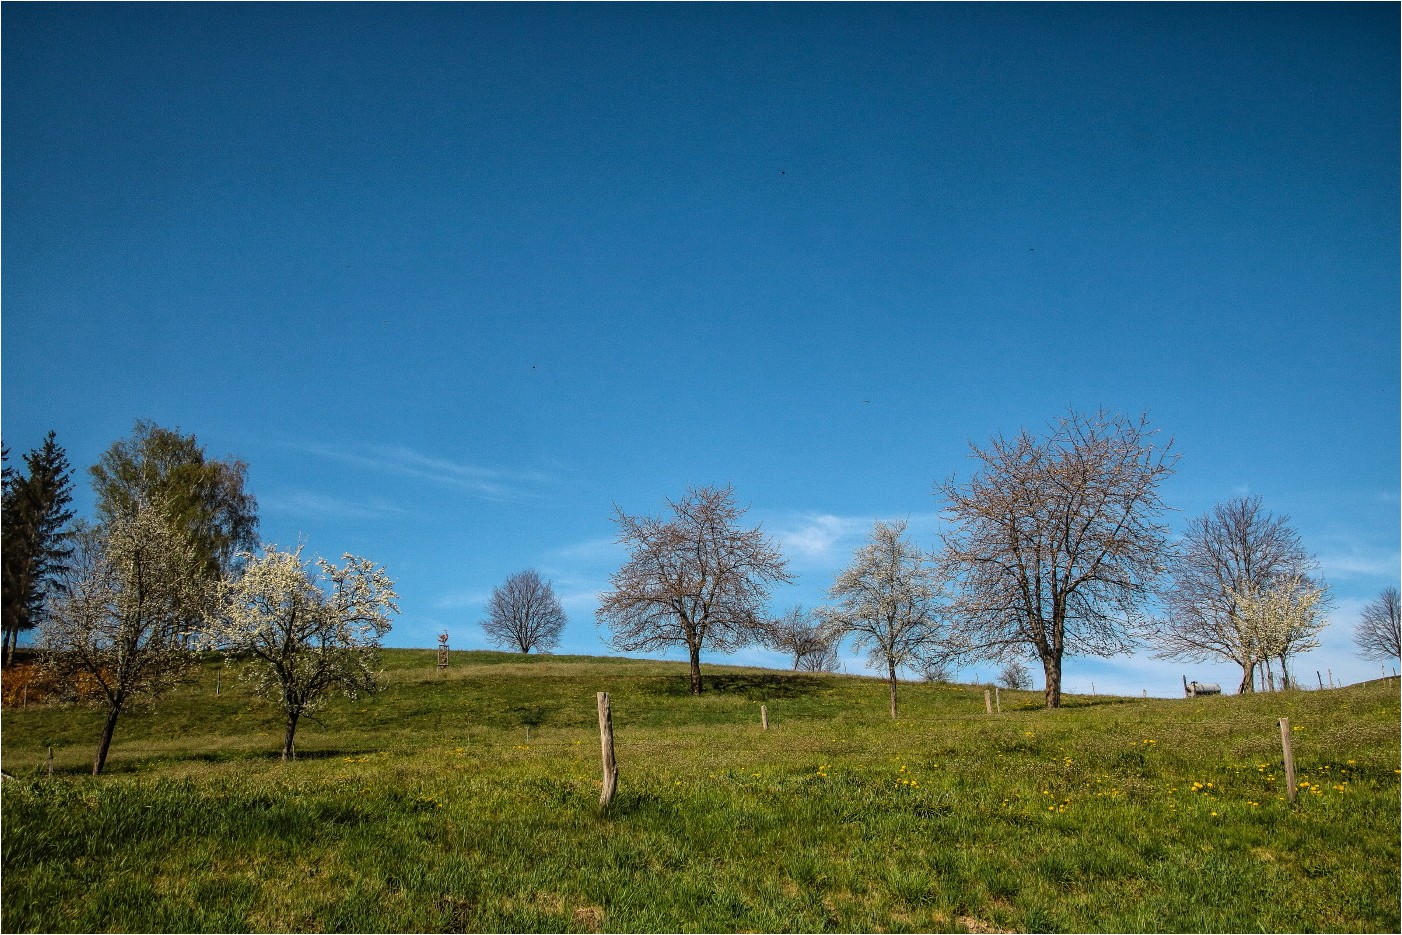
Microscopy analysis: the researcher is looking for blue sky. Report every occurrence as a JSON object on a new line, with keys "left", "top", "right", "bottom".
{"left": 4, "top": 4, "right": 1397, "bottom": 696}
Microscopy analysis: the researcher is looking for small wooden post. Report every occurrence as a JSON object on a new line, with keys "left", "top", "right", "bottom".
{"left": 216, "top": 676, "right": 221, "bottom": 697}
{"left": 760, "top": 704, "right": 768, "bottom": 730}
{"left": 1279, "top": 717, "right": 1297, "bottom": 803}
{"left": 22, "top": 685, "right": 28, "bottom": 709}
{"left": 994, "top": 686, "right": 1001, "bottom": 714}
{"left": 46, "top": 745, "right": 53, "bottom": 778}
{"left": 1091, "top": 682, "right": 1096, "bottom": 696}
{"left": 1327, "top": 668, "right": 1334, "bottom": 689}
{"left": 984, "top": 689, "right": 993, "bottom": 715}
{"left": 1316, "top": 671, "right": 1323, "bottom": 690}
{"left": 437, "top": 630, "right": 450, "bottom": 672}
{"left": 1142, "top": 689, "right": 1147, "bottom": 699}
{"left": 597, "top": 692, "right": 617, "bottom": 811}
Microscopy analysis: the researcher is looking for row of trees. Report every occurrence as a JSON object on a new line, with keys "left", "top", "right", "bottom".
{"left": 4, "top": 421, "right": 399, "bottom": 773}
{"left": 593, "top": 409, "right": 1397, "bottom": 711}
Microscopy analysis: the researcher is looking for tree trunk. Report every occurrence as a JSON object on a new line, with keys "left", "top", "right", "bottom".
{"left": 282, "top": 710, "right": 300, "bottom": 762}
{"left": 887, "top": 659, "right": 898, "bottom": 719}
{"left": 1238, "top": 661, "right": 1255, "bottom": 694}
{"left": 3, "top": 625, "right": 16, "bottom": 667}
{"left": 687, "top": 643, "right": 703, "bottom": 695}
{"left": 92, "top": 703, "right": 123, "bottom": 775}
{"left": 1040, "top": 653, "right": 1062, "bottom": 709}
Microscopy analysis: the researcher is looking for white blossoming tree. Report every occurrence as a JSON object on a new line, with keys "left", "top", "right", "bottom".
{"left": 38, "top": 502, "right": 208, "bottom": 774}
{"left": 206, "top": 545, "right": 398, "bottom": 760}
{"left": 1229, "top": 575, "right": 1329, "bottom": 691}
{"left": 819, "top": 520, "right": 944, "bottom": 718}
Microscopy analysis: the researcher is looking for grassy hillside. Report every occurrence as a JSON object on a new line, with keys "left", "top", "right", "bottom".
{"left": 2, "top": 649, "right": 1398, "bottom": 933}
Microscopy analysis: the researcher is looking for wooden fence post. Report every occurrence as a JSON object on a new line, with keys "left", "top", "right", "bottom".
{"left": 1327, "top": 668, "right": 1334, "bottom": 689}
{"left": 994, "top": 686, "right": 1001, "bottom": 714}
{"left": 46, "top": 745, "right": 53, "bottom": 778}
{"left": 1279, "top": 717, "right": 1297, "bottom": 803}
{"left": 1316, "top": 671, "right": 1323, "bottom": 690}
{"left": 22, "top": 685, "right": 28, "bottom": 709}
{"left": 760, "top": 704, "right": 768, "bottom": 730}
{"left": 984, "top": 689, "right": 993, "bottom": 715}
{"left": 597, "top": 692, "right": 617, "bottom": 811}
{"left": 216, "top": 677, "right": 221, "bottom": 697}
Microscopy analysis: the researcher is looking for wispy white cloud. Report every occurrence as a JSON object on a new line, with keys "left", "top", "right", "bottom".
{"left": 260, "top": 489, "right": 406, "bottom": 520}
{"left": 543, "top": 537, "right": 623, "bottom": 568}
{"left": 433, "top": 589, "right": 495, "bottom": 611}
{"left": 764, "top": 510, "right": 945, "bottom": 570}
{"left": 1318, "top": 551, "right": 1401, "bottom": 579}
{"left": 556, "top": 588, "right": 604, "bottom": 614}
{"left": 292, "top": 441, "right": 554, "bottom": 502}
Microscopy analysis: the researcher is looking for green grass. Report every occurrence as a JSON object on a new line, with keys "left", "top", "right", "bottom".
{"left": 3, "top": 649, "right": 1399, "bottom": 933}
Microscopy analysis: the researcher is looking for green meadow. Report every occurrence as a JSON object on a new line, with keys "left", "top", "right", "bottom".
{"left": 2, "top": 649, "right": 1398, "bottom": 933}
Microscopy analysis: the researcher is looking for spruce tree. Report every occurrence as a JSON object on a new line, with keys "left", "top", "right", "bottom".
{"left": 2, "top": 432, "right": 76, "bottom": 664}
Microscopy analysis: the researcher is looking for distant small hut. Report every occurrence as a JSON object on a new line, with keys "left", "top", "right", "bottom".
{"left": 1183, "top": 675, "right": 1221, "bottom": 697}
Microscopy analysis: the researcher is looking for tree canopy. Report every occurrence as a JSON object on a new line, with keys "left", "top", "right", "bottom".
{"left": 38, "top": 501, "right": 207, "bottom": 774}
{"left": 1354, "top": 586, "right": 1401, "bottom": 662}
{"left": 938, "top": 409, "right": 1176, "bottom": 708}
{"left": 819, "top": 520, "right": 943, "bottom": 718}
{"left": 482, "top": 569, "right": 567, "bottom": 653}
{"left": 1152, "top": 495, "right": 1318, "bottom": 693}
{"left": 90, "top": 419, "right": 258, "bottom": 582}
{"left": 2, "top": 432, "right": 76, "bottom": 665}
{"left": 204, "top": 545, "right": 398, "bottom": 761}
{"left": 596, "top": 484, "right": 791, "bottom": 694}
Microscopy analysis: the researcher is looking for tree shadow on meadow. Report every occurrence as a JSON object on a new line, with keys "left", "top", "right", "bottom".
{"left": 639, "top": 672, "right": 830, "bottom": 701}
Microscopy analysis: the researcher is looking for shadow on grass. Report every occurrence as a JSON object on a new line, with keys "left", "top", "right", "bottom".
{"left": 639, "top": 672, "right": 830, "bottom": 701}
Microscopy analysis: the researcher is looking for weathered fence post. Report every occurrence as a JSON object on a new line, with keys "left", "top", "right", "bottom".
{"left": 597, "top": 692, "right": 617, "bottom": 811}
{"left": 22, "top": 685, "right": 28, "bottom": 709}
{"left": 760, "top": 704, "right": 768, "bottom": 730}
{"left": 984, "top": 689, "right": 993, "bottom": 715}
{"left": 1316, "top": 671, "right": 1323, "bottom": 690}
{"left": 46, "top": 745, "right": 53, "bottom": 778}
{"left": 994, "top": 686, "right": 1001, "bottom": 714}
{"left": 216, "top": 676, "right": 221, "bottom": 697}
{"left": 1327, "top": 668, "right": 1334, "bottom": 688}
{"left": 1278, "top": 717, "right": 1297, "bottom": 803}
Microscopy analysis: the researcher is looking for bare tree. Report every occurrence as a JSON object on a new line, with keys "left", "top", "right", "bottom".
{"left": 1354, "top": 586, "right": 1401, "bottom": 661}
{"left": 37, "top": 503, "right": 207, "bottom": 774}
{"left": 764, "top": 606, "right": 840, "bottom": 672}
{"left": 596, "top": 484, "right": 791, "bottom": 695}
{"left": 482, "top": 569, "right": 567, "bottom": 653}
{"left": 997, "top": 660, "right": 1031, "bottom": 691}
{"left": 819, "top": 520, "right": 944, "bottom": 718}
{"left": 205, "top": 545, "right": 397, "bottom": 761}
{"left": 1152, "top": 496, "right": 1318, "bottom": 693}
{"left": 938, "top": 410, "right": 1176, "bottom": 709}
{"left": 915, "top": 656, "right": 956, "bottom": 684}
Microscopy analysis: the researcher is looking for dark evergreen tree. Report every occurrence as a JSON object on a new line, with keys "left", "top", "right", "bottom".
{"left": 2, "top": 432, "right": 76, "bottom": 664}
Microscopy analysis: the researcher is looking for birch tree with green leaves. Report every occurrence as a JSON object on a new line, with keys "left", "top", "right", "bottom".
{"left": 205, "top": 545, "right": 397, "bottom": 761}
